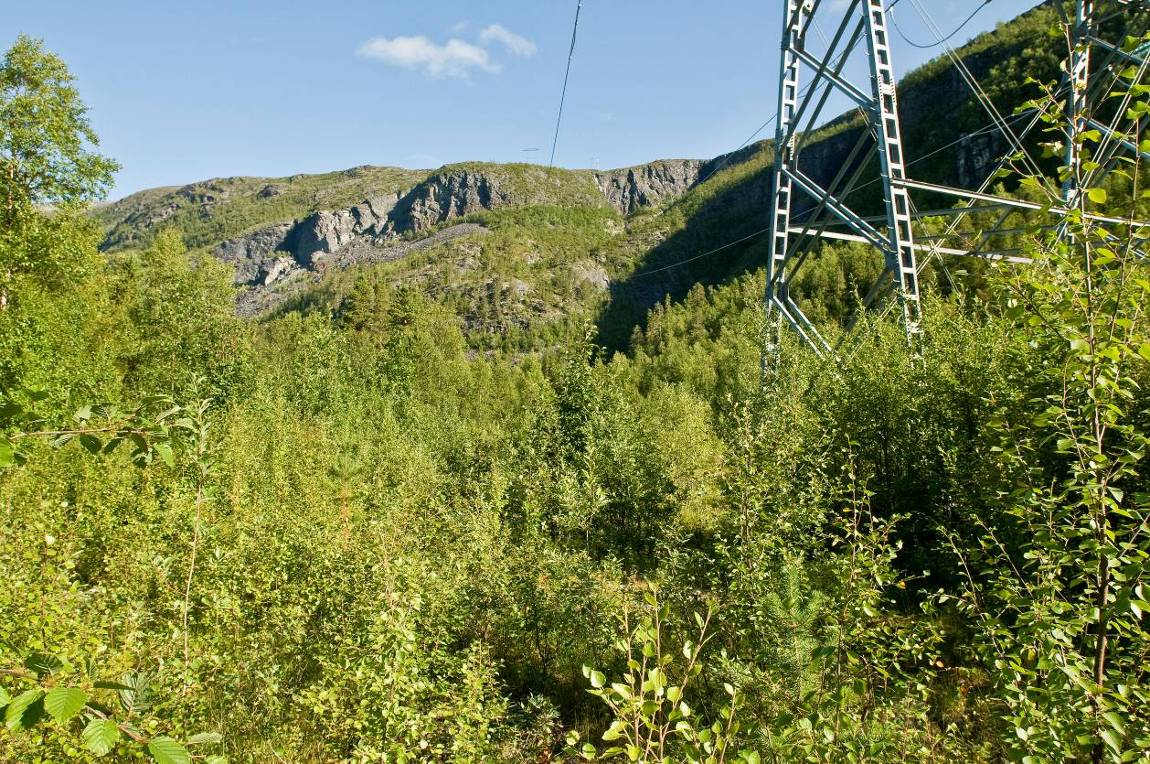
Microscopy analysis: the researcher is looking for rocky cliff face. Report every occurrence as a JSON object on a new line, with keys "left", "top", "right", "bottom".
{"left": 210, "top": 169, "right": 515, "bottom": 291}
{"left": 594, "top": 159, "right": 705, "bottom": 215}
{"left": 390, "top": 169, "right": 509, "bottom": 231}
{"left": 193, "top": 107, "right": 1008, "bottom": 296}
{"left": 212, "top": 222, "right": 295, "bottom": 285}
{"left": 231, "top": 222, "right": 489, "bottom": 317}
{"left": 213, "top": 160, "right": 708, "bottom": 292}
{"left": 292, "top": 194, "right": 401, "bottom": 265}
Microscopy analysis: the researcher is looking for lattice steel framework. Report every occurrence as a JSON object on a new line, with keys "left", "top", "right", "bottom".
{"left": 764, "top": 0, "right": 1150, "bottom": 362}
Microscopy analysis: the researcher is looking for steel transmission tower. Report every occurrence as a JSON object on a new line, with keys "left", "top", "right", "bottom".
{"left": 763, "top": 0, "right": 1150, "bottom": 363}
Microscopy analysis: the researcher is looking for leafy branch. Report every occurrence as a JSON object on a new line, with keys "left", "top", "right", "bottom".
{"left": 0, "top": 653, "right": 225, "bottom": 763}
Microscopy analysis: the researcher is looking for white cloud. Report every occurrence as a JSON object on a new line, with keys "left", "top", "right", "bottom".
{"left": 479, "top": 24, "right": 537, "bottom": 57}
{"left": 357, "top": 35, "right": 499, "bottom": 78}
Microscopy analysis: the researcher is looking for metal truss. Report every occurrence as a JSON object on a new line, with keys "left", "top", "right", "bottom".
{"left": 764, "top": 0, "right": 1150, "bottom": 363}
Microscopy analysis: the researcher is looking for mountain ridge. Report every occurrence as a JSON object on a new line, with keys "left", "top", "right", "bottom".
{"left": 91, "top": 2, "right": 1073, "bottom": 350}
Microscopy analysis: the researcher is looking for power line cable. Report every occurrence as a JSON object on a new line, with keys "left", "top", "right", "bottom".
{"left": 908, "top": 0, "right": 1051, "bottom": 187}
{"left": 549, "top": 0, "right": 583, "bottom": 168}
{"left": 890, "top": 0, "right": 992, "bottom": 50}
{"left": 803, "top": 106, "right": 1039, "bottom": 205}
{"left": 627, "top": 227, "right": 772, "bottom": 279}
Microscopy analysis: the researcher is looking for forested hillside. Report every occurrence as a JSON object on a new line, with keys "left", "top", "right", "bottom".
{"left": 2, "top": 3, "right": 1150, "bottom": 763}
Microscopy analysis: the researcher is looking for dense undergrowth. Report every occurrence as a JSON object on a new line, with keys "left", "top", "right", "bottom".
{"left": 3, "top": 12, "right": 1150, "bottom": 764}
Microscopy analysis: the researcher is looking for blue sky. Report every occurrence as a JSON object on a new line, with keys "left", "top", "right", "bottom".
{"left": 6, "top": 0, "right": 1042, "bottom": 199}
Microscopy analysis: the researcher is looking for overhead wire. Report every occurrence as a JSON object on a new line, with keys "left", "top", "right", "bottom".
{"left": 825, "top": 1, "right": 1150, "bottom": 352}
{"left": 549, "top": 0, "right": 583, "bottom": 168}
{"left": 889, "top": 0, "right": 992, "bottom": 50}
{"left": 626, "top": 228, "right": 773, "bottom": 279}
{"left": 794, "top": 106, "right": 1041, "bottom": 215}
{"left": 650, "top": 9, "right": 873, "bottom": 281}
{"left": 842, "top": 7, "right": 1145, "bottom": 350}
{"left": 1081, "top": 30, "right": 1150, "bottom": 191}
{"left": 901, "top": 0, "right": 1050, "bottom": 188}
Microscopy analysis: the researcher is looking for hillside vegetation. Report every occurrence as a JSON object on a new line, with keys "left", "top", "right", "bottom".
{"left": 3, "top": 5, "right": 1150, "bottom": 764}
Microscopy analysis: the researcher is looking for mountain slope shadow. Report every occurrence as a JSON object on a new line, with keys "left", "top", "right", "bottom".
{"left": 595, "top": 145, "right": 776, "bottom": 353}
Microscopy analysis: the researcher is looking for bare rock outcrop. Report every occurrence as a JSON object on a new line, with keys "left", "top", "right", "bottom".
{"left": 388, "top": 170, "right": 508, "bottom": 231}
{"left": 212, "top": 222, "right": 295, "bottom": 285}
{"left": 292, "top": 194, "right": 400, "bottom": 265}
{"left": 233, "top": 223, "right": 489, "bottom": 317}
{"left": 594, "top": 160, "right": 705, "bottom": 215}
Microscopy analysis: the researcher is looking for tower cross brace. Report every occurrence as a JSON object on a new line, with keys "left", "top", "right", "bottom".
{"left": 764, "top": 0, "right": 1150, "bottom": 364}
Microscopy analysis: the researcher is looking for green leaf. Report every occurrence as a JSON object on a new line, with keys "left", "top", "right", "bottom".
{"left": 82, "top": 718, "right": 121, "bottom": 757}
{"left": 153, "top": 442, "right": 175, "bottom": 468}
{"left": 24, "top": 652, "right": 63, "bottom": 678}
{"left": 117, "top": 672, "right": 153, "bottom": 714}
{"left": 589, "top": 670, "right": 605, "bottom": 689}
{"left": 44, "top": 686, "right": 87, "bottom": 723}
{"left": 204, "top": 757, "right": 229, "bottom": 764}
{"left": 0, "top": 398, "right": 23, "bottom": 419}
{"left": 0, "top": 438, "right": 13, "bottom": 468}
{"left": 1100, "top": 728, "right": 1122, "bottom": 753}
{"left": 1103, "top": 711, "right": 1127, "bottom": 736}
{"left": 1087, "top": 187, "right": 1108, "bottom": 204}
{"left": 5, "top": 689, "right": 44, "bottom": 730}
{"left": 0, "top": 686, "right": 10, "bottom": 709}
{"left": 78, "top": 434, "right": 103, "bottom": 454}
{"left": 148, "top": 736, "right": 191, "bottom": 764}
{"left": 187, "top": 731, "right": 223, "bottom": 745}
